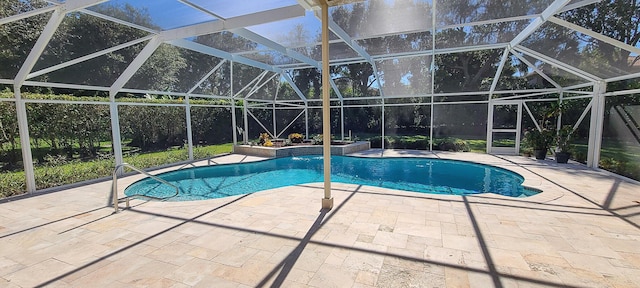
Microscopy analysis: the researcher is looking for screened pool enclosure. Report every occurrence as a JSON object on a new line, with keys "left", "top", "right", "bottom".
{"left": 1, "top": 0, "right": 640, "bottom": 196}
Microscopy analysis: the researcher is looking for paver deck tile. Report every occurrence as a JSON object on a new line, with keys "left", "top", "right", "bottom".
{"left": 0, "top": 151, "right": 638, "bottom": 287}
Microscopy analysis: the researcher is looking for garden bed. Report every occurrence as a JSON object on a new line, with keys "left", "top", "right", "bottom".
{"left": 233, "top": 141, "right": 370, "bottom": 158}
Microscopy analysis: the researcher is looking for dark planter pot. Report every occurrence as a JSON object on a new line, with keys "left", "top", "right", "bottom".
{"left": 533, "top": 149, "right": 547, "bottom": 160}
{"left": 556, "top": 151, "right": 571, "bottom": 163}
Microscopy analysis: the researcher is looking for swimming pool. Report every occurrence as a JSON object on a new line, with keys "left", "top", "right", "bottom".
{"left": 125, "top": 156, "right": 537, "bottom": 201}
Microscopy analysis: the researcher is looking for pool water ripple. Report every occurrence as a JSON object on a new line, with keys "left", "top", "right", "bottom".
{"left": 125, "top": 155, "right": 538, "bottom": 201}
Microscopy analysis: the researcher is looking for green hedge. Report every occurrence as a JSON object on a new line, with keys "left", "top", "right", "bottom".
{"left": 368, "top": 135, "right": 470, "bottom": 152}
{"left": 0, "top": 144, "right": 232, "bottom": 199}
{"left": 599, "top": 158, "right": 640, "bottom": 180}
{"left": 433, "top": 137, "right": 471, "bottom": 152}
{"left": 1, "top": 93, "right": 234, "bottom": 170}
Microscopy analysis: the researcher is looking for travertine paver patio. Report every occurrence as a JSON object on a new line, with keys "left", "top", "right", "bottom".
{"left": 0, "top": 150, "right": 639, "bottom": 287}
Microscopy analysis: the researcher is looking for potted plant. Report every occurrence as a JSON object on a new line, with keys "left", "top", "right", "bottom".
{"left": 523, "top": 128, "right": 554, "bottom": 160}
{"left": 288, "top": 133, "right": 304, "bottom": 144}
{"left": 258, "top": 133, "right": 271, "bottom": 146}
{"left": 555, "top": 125, "right": 573, "bottom": 163}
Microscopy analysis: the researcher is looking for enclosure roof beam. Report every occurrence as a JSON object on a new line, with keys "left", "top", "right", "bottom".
{"left": 514, "top": 45, "right": 601, "bottom": 82}
{"left": 510, "top": 52, "right": 562, "bottom": 89}
{"left": 187, "top": 59, "right": 228, "bottom": 94}
{"left": 316, "top": 15, "right": 384, "bottom": 100}
{"left": 508, "top": 0, "right": 572, "bottom": 48}
{"left": 0, "top": 5, "right": 58, "bottom": 25}
{"left": 27, "top": 35, "right": 155, "bottom": 80}
{"left": 62, "top": 0, "right": 108, "bottom": 11}
{"left": 180, "top": 0, "right": 318, "bottom": 69}
{"left": 548, "top": 16, "right": 640, "bottom": 56}
{"left": 324, "top": 16, "right": 374, "bottom": 63}
{"left": 558, "top": 0, "right": 601, "bottom": 13}
{"left": 281, "top": 72, "right": 308, "bottom": 102}
{"left": 160, "top": 5, "right": 305, "bottom": 41}
{"left": 561, "top": 82, "right": 594, "bottom": 91}
{"left": 493, "top": 91, "right": 559, "bottom": 101}
{"left": 606, "top": 71, "right": 640, "bottom": 83}
{"left": 245, "top": 72, "right": 279, "bottom": 99}
{"left": 168, "top": 39, "right": 282, "bottom": 73}
{"left": 278, "top": 43, "right": 510, "bottom": 70}
{"left": 178, "top": 0, "right": 223, "bottom": 18}
{"left": 370, "top": 43, "right": 508, "bottom": 62}
{"left": 437, "top": 15, "right": 538, "bottom": 31}
{"left": 372, "top": 56, "right": 389, "bottom": 98}
{"left": 80, "top": 9, "right": 159, "bottom": 34}
{"left": 233, "top": 71, "right": 267, "bottom": 98}
{"left": 109, "top": 36, "right": 162, "bottom": 97}
{"left": 247, "top": 71, "right": 271, "bottom": 98}
{"left": 13, "top": 9, "right": 65, "bottom": 87}
{"left": 120, "top": 88, "right": 230, "bottom": 100}
{"left": 13, "top": 0, "right": 110, "bottom": 86}
{"left": 230, "top": 28, "right": 321, "bottom": 69}
{"left": 23, "top": 81, "right": 110, "bottom": 92}
{"left": 489, "top": 48, "right": 511, "bottom": 96}
{"left": 310, "top": 6, "right": 374, "bottom": 64}
{"left": 329, "top": 78, "right": 344, "bottom": 100}
{"left": 604, "top": 87, "right": 640, "bottom": 97}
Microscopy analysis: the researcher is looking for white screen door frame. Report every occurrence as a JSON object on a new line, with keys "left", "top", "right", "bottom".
{"left": 487, "top": 101, "right": 523, "bottom": 155}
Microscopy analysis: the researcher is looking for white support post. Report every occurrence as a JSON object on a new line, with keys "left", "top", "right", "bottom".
{"left": 107, "top": 38, "right": 161, "bottom": 173}
{"left": 231, "top": 100, "right": 238, "bottom": 146}
{"left": 381, "top": 97, "right": 385, "bottom": 150}
{"left": 587, "top": 82, "right": 606, "bottom": 168}
{"left": 108, "top": 100, "right": 124, "bottom": 173}
{"left": 515, "top": 102, "right": 523, "bottom": 154}
{"left": 487, "top": 100, "right": 494, "bottom": 154}
{"left": 230, "top": 61, "right": 238, "bottom": 147}
{"left": 372, "top": 59, "right": 386, "bottom": 149}
{"left": 185, "top": 96, "right": 194, "bottom": 160}
{"left": 11, "top": 8, "right": 66, "bottom": 193}
{"left": 243, "top": 101, "right": 249, "bottom": 144}
{"left": 305, "top": 104, "right": 309, "bottom": 139}
{"left": 14, "top": 88, "right": 36, "bottom": 193}
{"left": 340, "top": 100, "right": 345, "bottom": 140}
{"left": 320, "top": 1, "right": 333, "bottom": 210}
{"left": 272, "top": 101, "right": 277, "bottom": 138}
{"left": 557, "top": 92, "right": 563, "bottom": 132}
{"left": 429, "top": 0, "right": 436, "bottom": 152}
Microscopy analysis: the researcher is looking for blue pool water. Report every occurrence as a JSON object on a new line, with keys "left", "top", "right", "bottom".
{"left": 125, "top": 156, "right": 538, "bottom": 201}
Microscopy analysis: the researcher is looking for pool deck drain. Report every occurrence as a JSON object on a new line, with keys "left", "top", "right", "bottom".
{"left": 0, "top": 150, "right": 639, "bottom": 287}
